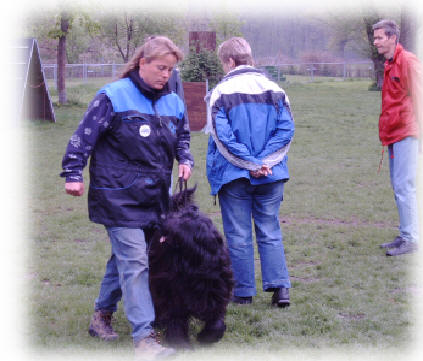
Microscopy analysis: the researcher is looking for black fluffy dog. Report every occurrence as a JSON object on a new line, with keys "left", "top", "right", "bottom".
{"left": 148, "top": 179, "right": 233, "bottom": 347}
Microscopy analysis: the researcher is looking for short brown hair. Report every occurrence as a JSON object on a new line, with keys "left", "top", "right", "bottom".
{"left": 373, "top": 19, "right": 400, "bottom": 43}
{"left": 218, "top": 37, "right": 254, "bottom": 66}
{"left": 120, "top": 36, "right": 183, "bottom": 78}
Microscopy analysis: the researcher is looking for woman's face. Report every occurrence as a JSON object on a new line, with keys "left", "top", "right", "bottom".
{"left": 138, "top": 53, "right": 177, "bottom": 89}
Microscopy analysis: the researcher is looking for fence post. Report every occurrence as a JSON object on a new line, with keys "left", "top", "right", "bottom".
{"left": 343, "top": 62, "right": 346, "bottom": 80}
{"left": 310, "top": 65, "right": 315, "bottom": 82}
{"left": 53, "top": 65, "right": 57, "bottom": 90}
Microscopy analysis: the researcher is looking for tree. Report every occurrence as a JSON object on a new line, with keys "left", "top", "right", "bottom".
{"left": 57, "top": 13, "right": 69, "bottom": 105}
{"left": 317, "top": 13, "right": 368, "bottom": 60}
{"left": 46, "top": 11, "right": 100, "bottom": 104}
{"left": 363, "top": 15, "right": 386, "bottom": 90}
{"left": 208, "top": 14, "right": 244, "bottom": 45}
{"left": 399, "top": 4, "right": 417, "bottom": 53}
{"left": 100, "top": 13, "right": 185, "bottom": 63}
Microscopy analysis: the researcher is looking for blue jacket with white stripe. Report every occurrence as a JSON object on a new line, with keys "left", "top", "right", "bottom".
{"left": 61, "top": 70, "right": 194, "bottom": 227}
{"left": 206, "top": 65, "right": 295, "bottom": 195}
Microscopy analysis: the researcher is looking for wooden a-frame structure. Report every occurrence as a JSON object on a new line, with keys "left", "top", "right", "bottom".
{"left": 17, "top": 38, "right": 55, "bottom": 122}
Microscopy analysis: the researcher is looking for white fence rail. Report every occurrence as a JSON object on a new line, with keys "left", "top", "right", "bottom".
{"left": 42, "top": 62, "right": 374, "bottom": 87}
{"left": 43, "top": 63, "right": 126, "bottom": 86}
{"left": 257, "top": 62, "right": 374, "bottom": 82}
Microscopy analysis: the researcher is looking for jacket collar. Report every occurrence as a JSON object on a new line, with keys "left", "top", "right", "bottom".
{"left": 388, "top": 43, "right": 404, "bottom": 64}
{"left": 223, "top": 65, "right": 263, "bottom": 81}
{"left": 127, "top": 69, "right": 171, "bottom": 102}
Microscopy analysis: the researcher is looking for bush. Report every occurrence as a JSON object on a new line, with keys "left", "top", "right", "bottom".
{"left": 180, "top": 47, "right": 224, "bottom": 89}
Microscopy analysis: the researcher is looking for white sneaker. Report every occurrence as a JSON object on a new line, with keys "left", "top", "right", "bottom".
{"left": 134, "top": 332, "right": 176, "bottom": 361}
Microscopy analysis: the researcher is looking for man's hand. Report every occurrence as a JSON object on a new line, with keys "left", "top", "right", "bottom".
{"left": 178, "top": 164, "right": 192, "bottom": 181}
{"left": 65, "top": 182, "right": 85, "bottom": 196}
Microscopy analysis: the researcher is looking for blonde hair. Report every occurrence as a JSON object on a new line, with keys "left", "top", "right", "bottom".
{"left": 120, "top": 36, "right": 184, "bottom": 78}
{"left": 218, "top": 37, "right": 253, "bottom": 66}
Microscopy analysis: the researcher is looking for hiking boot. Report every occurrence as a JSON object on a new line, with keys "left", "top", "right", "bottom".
{"left": 88, "top": 310, "right": 119, "bottom": 341}
{"left": 380, "top": 236, "right": 404, "bottom": 249}
{"left": 386, "top": 241, "right": 418, "bottom": 256}
{"left": 271, "top": 288, "right": 290, "bottom": 308}
{"left": 134, "top": 332, "right": 176, "bottom": 361}
{"left": 232, "top": 296, "right": 252, "bottom": 304}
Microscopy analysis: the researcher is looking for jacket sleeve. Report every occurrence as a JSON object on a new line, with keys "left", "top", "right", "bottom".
{"left": 210, "top": 92, "right": 262, "bottom": 171}
{"left": 175, "top": 105, "right": 195, "bottom": 169}
{"left": 60, "top": 93, "right": 114, "bottom": 182}
{"left": 256, "top": 98, "right": 295, "bottom": 160}
{"left": 407, "top": 56, "right": 423, "bottom": 131}
{"left": 170, "top": 68, "right": 190, "bottom": 125}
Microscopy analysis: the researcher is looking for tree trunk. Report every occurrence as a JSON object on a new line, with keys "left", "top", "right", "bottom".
{"left": 363, "top": 16, "right": 385, "bottom": 90}
{"left": 57, "top": 14, "right": 69, "bottom": 105}
{"left": 400, "top": 5, "right": 417, "bottom": 53}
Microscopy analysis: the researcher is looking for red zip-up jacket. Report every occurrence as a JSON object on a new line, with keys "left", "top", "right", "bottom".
{"left": 379, "top": 43, "right": 422, "bottom": 146}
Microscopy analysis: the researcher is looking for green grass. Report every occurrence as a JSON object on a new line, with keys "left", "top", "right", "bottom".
{"left": 24, "top": 78, "right": 422, "bottom": 360}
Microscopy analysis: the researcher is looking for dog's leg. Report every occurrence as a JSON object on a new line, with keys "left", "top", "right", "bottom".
{"left": 164, "top": 317, "right": 191, "bottom": 348}
{"left": 196, "top": 318, "right": 226, "bottom": 344}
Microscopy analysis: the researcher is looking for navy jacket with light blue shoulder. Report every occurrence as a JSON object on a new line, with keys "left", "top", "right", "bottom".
{"left": 61, "top": 70, "right": 194, "bottom": 227}
{"left": 206, "top": 65, "right": 295, "bottom": 195}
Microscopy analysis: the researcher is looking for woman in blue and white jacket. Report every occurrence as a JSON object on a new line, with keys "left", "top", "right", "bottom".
{"left": 206, "top": 37, "right": 295, "bottom": 307}
{"left": 61, "top": 36, "right": 193, "bottom": 359}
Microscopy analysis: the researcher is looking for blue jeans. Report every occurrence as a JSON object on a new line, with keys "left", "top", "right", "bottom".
{"left": 218, "top": 178, "right": 290, "bottom": 297}
{"left": 95, "top": 227, "right": 155, "bottom": 343}
{"left": 389, "top": 136, "right": 419, "bottom": 243}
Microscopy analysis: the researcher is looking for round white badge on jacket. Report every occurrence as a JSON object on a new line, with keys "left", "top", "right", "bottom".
{"left": 139, "top": 124, "right": 151, "bottom": 137}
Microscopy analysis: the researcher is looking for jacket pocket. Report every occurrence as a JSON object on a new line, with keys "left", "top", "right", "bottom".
{"left": 90, "top": 168, "right": 139, "bottom": 190}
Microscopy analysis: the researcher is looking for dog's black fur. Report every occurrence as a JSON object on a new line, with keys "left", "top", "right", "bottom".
{"left": 148, "top": 181, "right": 233, "bottom": 347}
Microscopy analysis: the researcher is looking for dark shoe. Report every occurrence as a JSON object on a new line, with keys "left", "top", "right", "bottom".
{"left": 386, "top": 241, "right": 418, "bottom": 256}
{"left": 232, "top": 295, "right": 252, "bottom": 304}
{"left": 271, "top": 288, "right": 290, "bottom": 308}
{"left": 380, "top": 236, "right": 404, "bottom": 249}
{"left": 88, "top": 310, "right": 119, "bottom": 341}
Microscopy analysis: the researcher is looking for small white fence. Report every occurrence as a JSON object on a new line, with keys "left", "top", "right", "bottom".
{"left": 42, "top": 63, "right": 126, "bottom": 86}
{"left": 42, "top": 61, "right": 374, "bottom": 87}
{"left": 257, "top": 62, "right": 374, "bottom": 82}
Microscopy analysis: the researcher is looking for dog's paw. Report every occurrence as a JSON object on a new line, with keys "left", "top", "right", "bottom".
{"left": 196, "top": 319, "right": 226, "bottom": 344}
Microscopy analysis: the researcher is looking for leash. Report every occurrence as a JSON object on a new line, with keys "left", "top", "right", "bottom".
{"left": 377, "top": 147, "right": 385, "bottom": 174}
{"left": 176, "top": 177, "right": 189, "bottom": 207}
{"left": 177, "top": 176, "right": 187, "bottom": 193}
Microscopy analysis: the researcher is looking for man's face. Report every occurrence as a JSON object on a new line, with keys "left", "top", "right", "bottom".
{"left": 139, "top": 54, "right": 177, "bottom": 89}
{"left": 373, "top": 29, "right": 397, "bottom": 59}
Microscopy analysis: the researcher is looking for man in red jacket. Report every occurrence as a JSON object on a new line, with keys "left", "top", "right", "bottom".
{"left": 373, "top": 19, "right": 422, "bottom": 256}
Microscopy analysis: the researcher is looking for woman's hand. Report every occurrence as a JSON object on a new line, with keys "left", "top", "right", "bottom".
{"left": 178, "top": 164, "right": 192, "bottom": 181}
{"left": 250, "top": 164, "right": 272, "bottom": 178}
{"left": 65, "top": 182, "right": 85, "bottom": 196}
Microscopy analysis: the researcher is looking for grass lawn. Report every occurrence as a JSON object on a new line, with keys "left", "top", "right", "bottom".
{"left": 22, "top": 77, "right": 422, "bottom": 361}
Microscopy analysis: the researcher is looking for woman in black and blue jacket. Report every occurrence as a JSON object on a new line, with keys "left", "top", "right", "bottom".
{"left": 206, "top": 37, "right": 295, "bottom": 308}
{"left": 61, "top": 36, "right": 193, "bottom": 359}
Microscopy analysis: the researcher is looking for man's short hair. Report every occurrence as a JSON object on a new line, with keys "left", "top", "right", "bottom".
{"left": 218, "top": 37, "right": 254, "bottom": 66}
{"left": 373, "top": 19, "right": 400, "bottom": 43}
